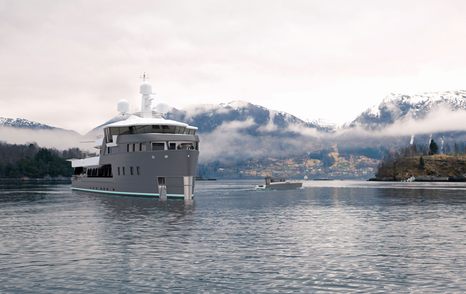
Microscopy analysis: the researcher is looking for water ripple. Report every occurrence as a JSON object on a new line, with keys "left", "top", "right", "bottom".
{"left": 0, "top": 180, "right": 465, "bottom": 292}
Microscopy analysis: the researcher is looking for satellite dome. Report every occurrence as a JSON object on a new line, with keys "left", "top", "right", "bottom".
{"left": 117, "top": 99, "right": 130, "bottom": 114}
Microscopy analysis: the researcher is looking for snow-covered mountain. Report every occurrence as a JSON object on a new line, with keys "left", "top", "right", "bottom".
{"left": 0, "top": 117, "right": 57, "bottom": 130}
{"left": 155, "top": 100, "right": 333, "bottom": 135}
{"left": 351, "top": 90, "right": 466, "bottom": 129}
{"left": 0, "top": 116, "right": 80, "bottom": 135}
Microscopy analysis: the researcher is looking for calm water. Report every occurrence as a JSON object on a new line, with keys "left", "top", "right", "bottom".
{"left": 0, "top": 180, "right": 465, "bottom": 293}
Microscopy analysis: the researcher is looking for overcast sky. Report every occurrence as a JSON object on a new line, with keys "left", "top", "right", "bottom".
{"left": 1, "top": 0, "right": 466, "bottom": 133}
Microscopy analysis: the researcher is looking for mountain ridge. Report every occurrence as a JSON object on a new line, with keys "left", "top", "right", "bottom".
{"left": 0, "top": 117, "right": 81, "bottom": 135}
{"left": 351, "top": 90, "right": 466, "bottom": 129}
{"left": 156, "top": 100, "right": 334, "bottom": 134}
{"left": 1, "top": 117, "right": 56, "bottom": 130}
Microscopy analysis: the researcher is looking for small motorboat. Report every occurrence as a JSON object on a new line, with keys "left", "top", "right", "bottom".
{"left": 255, "top": 177, "right": 303, "bottom": 190}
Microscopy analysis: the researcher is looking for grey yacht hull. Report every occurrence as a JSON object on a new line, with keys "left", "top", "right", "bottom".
{"left": 72, "top": 149, "right": 199, "bottom": 198}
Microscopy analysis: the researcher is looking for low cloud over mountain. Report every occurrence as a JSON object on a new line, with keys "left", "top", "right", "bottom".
{"left": 152, "top": 101, "right": 332, "bottom": 162}
{"left": 0, "top": 117, "right": 84, "bottom": 150}
{"left": 350, "top": 90, "right": 466, "bottom": 129}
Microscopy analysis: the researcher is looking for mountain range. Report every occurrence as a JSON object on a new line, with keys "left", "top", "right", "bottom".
{"left": 1, "top": 90, "right": 466, "bottom": 178}
{"left": 4, "top": 89, "right": 465, "bottom": 136}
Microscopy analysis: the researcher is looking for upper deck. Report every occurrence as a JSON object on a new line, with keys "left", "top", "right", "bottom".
{"left": 104, "top": 115, "right": 197, "bottom": 141}
{"left": 102, "top": 115, "right": 198, "bottom": 148}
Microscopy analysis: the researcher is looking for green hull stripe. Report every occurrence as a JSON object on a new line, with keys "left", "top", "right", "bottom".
{"left": 71, "top": 187, "right": 189, "bottom": 198}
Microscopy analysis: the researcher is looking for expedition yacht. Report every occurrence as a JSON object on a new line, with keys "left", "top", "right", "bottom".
{"left": 70, "top": 77, "right": 199, "bottom": 200}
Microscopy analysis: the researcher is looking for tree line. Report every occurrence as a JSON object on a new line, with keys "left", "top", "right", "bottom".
{"left": 0, "top": 142, "right": 86, "bottom": 178}
{"left": 388, "top": 139, "right": 466, "bottom": 159}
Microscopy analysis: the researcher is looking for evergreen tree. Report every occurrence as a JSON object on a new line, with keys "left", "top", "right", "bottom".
{"left": 454, "top": 143, "right": 460, "bottom": 155}
{"left": 429, "top": 139, "right": 439, "bottom": 155}
{"left": 419, "top": 156, "right": 425, "bottom": 170}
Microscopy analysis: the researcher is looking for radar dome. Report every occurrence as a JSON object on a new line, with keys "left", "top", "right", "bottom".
{"left": 117, "top": 99, "right": 130, "bottom": 114}
{"left": 140, "top": 83, "right": 152, "bottom": 95}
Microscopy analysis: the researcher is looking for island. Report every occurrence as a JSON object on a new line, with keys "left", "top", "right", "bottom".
{"left": 372, "top": 154, "right": 466, "bottom": 182}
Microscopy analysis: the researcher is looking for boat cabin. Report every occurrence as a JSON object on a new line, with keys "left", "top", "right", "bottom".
{"left": 103, "top": 116, "right": 197, "bottom": 143}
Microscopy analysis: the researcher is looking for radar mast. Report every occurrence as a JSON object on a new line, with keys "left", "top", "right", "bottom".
{"left": 139, "top": 73, "right": 154, "bottom": 118}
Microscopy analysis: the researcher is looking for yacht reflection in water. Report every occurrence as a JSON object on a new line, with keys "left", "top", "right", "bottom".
{"left": 81, "top": 191, "right": 195, "bottom": 221}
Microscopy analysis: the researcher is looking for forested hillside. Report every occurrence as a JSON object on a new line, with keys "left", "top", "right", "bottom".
{"left": 0, "top": 142, "right": 84, "bottom": 178}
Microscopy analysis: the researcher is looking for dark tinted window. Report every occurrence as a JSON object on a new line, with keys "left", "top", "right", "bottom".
{"left": 152, "top": 143, "right": 165, "bottom": 151}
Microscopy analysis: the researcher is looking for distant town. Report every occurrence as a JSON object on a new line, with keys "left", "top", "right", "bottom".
{"left": 198, "top": 149, "right": 379, "bottom": 180}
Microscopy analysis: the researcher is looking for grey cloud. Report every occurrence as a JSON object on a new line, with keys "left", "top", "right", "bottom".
{"left": 0, "top": 127, "right": 93, "bottom": 151}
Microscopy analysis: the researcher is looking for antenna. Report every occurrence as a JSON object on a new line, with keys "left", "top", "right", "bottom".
{"left": 140, "top": 72, "right": 149, "bottom": 82}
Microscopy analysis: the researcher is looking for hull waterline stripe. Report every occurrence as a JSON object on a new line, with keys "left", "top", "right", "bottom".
{"left": 71, "top": 187, "right": 189, "bottom": 198}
